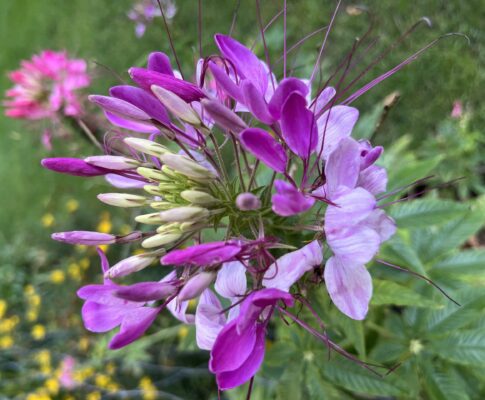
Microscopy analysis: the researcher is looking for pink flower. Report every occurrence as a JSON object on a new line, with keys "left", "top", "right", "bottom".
{"left": 451, "top": 100, "right": 463, "bottom": 119}
{"left": 4, "top": 50, "right": 90, "bottom": 120}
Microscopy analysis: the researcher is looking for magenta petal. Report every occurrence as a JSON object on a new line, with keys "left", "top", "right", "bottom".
{"left": 281, "top": 92, "right": 318, "bottom": 159}
{"left": 208, "top": 62, "right": 245, "bottom": 103}
{"left": 129, "top": 67, "right": 205, "bottom": 102}
{"left": 241, "top": 80, "right": 274, "bottom": 124}
{"left": 114, "top": 282, "right": 177, "bottom": 302}
{"left": 216, "top": 325, "right": 266, "bottom": 390}
{"left": 209, "top": 319, "right": 257, "bottom": 373}
{"left": 161, "top": 242, "right": 242, "bottom": 267}
{"left": 271, "top": 180, "right": 315, "bottom": 216}
{"left": 324, "top": 256, "right": 372, "bottom": 320}
{"left": 215, "top": 34, "right": 268, "bottom": 95}
{"left": 240, "top": 128, "right": 287, "bottom": 173}
{"left": 81, "top": 302, "right": 124, "bottom": 333}
{"left": 109, "top": 306, "right": 160, "bottom": 349}
{"left": 110, "top": 85, "right": 169, "bottom": 124}
{"left": 104, "top": 111, "right": 158, "bottom": 133}
{"left": 268, "top": 77, "right": 309, "bottom": 120}
{"left": 41, "top": 158, "right": 109, "bottom": 177}
{"left": 317, "top": 105, "right": 359, "bottom": 159}
{"left": 147, "top": 52, "right": 174, "bottom": 76}
{"left": 314, "top": 86, "right": 336, "bottom": 114}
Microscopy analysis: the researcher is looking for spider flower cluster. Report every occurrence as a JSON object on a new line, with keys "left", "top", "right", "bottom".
{"left": 3, "top": 50, "right": 90, "bottom": 120}
{"left": 128, "top": 0, "right": 177, "bottom": 38}
{"left": 43, "top": 33, "right": 396, "bottom": 390}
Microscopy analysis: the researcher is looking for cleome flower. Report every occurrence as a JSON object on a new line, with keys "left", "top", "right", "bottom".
{"left": 41, "top": 7, "right": 449, "bottom": 392}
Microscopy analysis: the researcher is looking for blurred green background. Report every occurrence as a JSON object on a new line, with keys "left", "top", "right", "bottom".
{"left": 0, "top": 0, "right": 484, "bottom": 399}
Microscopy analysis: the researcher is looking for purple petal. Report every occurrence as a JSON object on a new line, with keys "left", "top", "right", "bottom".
{"left": 209, "top": 319, "right": 257, "bottom": 373}
{"left": 263, "top": 241, "right": 323, "bottom": 291}
{"left": 324, "top": 256, "right": 372, "bottom": 320}
{"left": 104, "top": 111, "right": 158, "bottom": 133}
{"left": 89, "top": 95, "right": 151, "bottom": 121}
{"left": 215, "top": 261, "right": 247, "bottom": 299}
{"left": 325, "top": 187, "right": 376, "bottom": 229}
{"left": 51, "top": 231, "right": 116, "bottom": 246}
{"left": 359, "top": 141, "right": 383, "bottom": 170}
{"left": 216, "top": 325, "right": 266, "bottom": 390}
{"left": 326, "top": 225, "right": 380, "bottom": 265}
{"left": 81, "top": 301, "right": 124, "bottom": 332}
{"left": 200, "top": 99, "right": 247, "bottom": 133}
{"left": 215, "top": 34, "right": 268, "bottom": 95}
{"left": 178, "top": 272, "right": 216, "bottom": 302}
{"left": 105, "top": 174, "right": 148, "bottom": 189}
{"left": 109, "top": 306, "right": 160, "bottom": 349}
{"left": 41, "top": 158, "right": 109, "bottom": 177}
{"left": 114, "top": 281, "right": 177, "bottom": 302}
{"left": 208, "top": 62, "right": 245, "bottom": 104}
{"left": 281, "top": 92, "right": 318, "bottom": 159}
{"left": 271, "top": 180, "right": 315, "bottom": 216}
{"left": 317, "top": 106, "right": 359, "bottom": 159}
{"left": 240, "top": 128, "right": 287, "bottom": 173}
{"left": 241, "top": 80, "right": 274, "bottom": 124}
{"left": 166, "top": 297, "right": 195, "bottom": 324}
{"left": 147, "top": 52, "right": 174, "bottom": 75}
{"left": 161, "top": 242, "right": 242, "bottom": 267}
{"left": 324, "top": 137, "right": 361, "bottom": 196}
{"left": 314, "top": 86, "right": 336, "bottom": 114}
{"left": 195, "top": 289, "right": 226, "bottom": 351}
{"left": 363, "top": 209, "right": 396, "bottom": 243}
{"left": 357, "top": 165, "right": 388, "bottom": 195}
{"left": 268, "top": 77, "right": 309, "bottom": 120}
{"left": 110, "top": 85, "right": 169, "bottom": 124}
{"left": 129, "top": 67, "right": 205, "bottom": 102}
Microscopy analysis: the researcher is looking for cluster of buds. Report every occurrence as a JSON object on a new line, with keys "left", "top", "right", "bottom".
{"left": 40, "top": 8, "right": 442, "bottom": 392}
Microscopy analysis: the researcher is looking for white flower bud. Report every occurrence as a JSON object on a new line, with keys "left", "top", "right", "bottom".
{"left": 159, "top": 206, "right": 209, "bottom": 222}
{"left": 97, "top": 193, "right": 147, "bottom": 208}
{"left": 141, "top": 233, "right": 182, "bottom": 248}
{"left": 160, "top": 153, "right": 217, "bottom": 180}
{"left": 124, "top": 137, "right": 170, "bottom": 157}
{"left": 180, "top": 190, "right": 219, "bottom": 206}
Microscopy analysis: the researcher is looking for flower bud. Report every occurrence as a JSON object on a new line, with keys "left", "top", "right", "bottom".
{"left": 200, "top": 99, "right": 247, "bottom": 133}
{"left": 180, "top": 190, "right": 219, "bottom": 206}
{"left": 151, "top": 85, "right": 202, "bottom": 126}
{"left": 41, "top": 158, "right": 108, "bottom": 177}
{"left": 144, "top": 185, "right": 163, "bottom": 196}
{"left": 51, "top": 231, "right": 116, "bottom": 245}
{"left": 137, "top": 167, "right": 167, "bottom": 182}
{"left": 236, "top": 192, "right": 261, "bottom": 211}
{"left": 89, "top": 95, "right": 151, "bottom": 121}
{"left": 156, "top": 223, "right": 181, "bottom": 234}
{"left": 160, "top": 153, "right": 217, "bottom": 180}
{"left": 124, "top": 137, "right": 169, "bottom": 157}
{"left": 114, "top": 281, "right": 178, "bottom": 302}
{"left": 105, "top": 254, "right": 157, "bottom": 279}
{"left": 97, "top": 193, "right": 147, "bottom": 208}
{"left": 135, "top": 212, "right": 164, "bottom": 225}
{"left": 179, "top": 221, "right": 206, "bottom": 232}
{"left": 84, "top": 156, "right": 140, "bottom": 170}
{"left": 177, "top": 272, "right": 216, "bottom": 302}
{"left": 159, "top": 206, "right": 209, "bottom": 223}
{"left": 141, "top": 232, "right": 182, "bottom": 248}
{"left": 150, "top": 201, "right": 176, "bottom": 210}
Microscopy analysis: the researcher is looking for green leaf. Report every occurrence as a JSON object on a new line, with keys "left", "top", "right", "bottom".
{"left": 432, "top": 249, "right": 485, "bottom": 275}
{"left": 386, "top": 156, "right": 442, "bottom": 192}
{"left": 379, "top": 232, "right": 427, "bottom": 275}
{"left": 430, "top": 329, "right": 485, "bottom": 368}
{"left": 336, "top": 316, "right": 366, "bottom": 358}
{"left": 371, "top": 279, "right": 442, "bottom": 308}
{"left": 422, "top": 361, "right": 470, "bottom": 400}
{"left": 389, "top": 199, "right": 468, "bottom": 229}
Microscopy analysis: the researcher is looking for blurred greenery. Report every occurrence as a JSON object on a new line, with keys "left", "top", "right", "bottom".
{"left": 0, "top": 0, "right": 484, "bottom": 399}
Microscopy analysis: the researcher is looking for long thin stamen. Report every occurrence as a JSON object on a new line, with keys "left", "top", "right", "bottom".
{"left": 229, "top": 0, "right": 241, "bottom": 36}
{"left": 283, "top": 0, "right": 287, "bottom": 78}
{"left": 255, "top": 0, "right": 276, "bottom": 91}
{"left": 198, "top": 0, "right": 203, "bottom": 58}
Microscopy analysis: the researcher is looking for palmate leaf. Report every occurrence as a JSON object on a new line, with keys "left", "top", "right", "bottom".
{"left": 430, "top": 329, "right": 485, "bottom": 368}
{"left": 432, "top": 248, "right": 485, "bottom": 275}
{"left": 379, "top": 232, "right": 427, "bottom": 275}
{"left": 389, "top": 198, "right": 468, "bottom": 229}
{"left": 386, "top": 156, "right": 442, "bottom": 193}
{"left": 422, "top": 361, "right": 470, "bottom": 400}
{"left": 371, "top": 279, "right": 442, "bottom": 308}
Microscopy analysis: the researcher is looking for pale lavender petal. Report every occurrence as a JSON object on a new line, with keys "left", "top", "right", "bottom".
{"left": 81, "top": 302, "right": 124, "bottom": 332}
{"left": 363, "top": 209, "right": 396, "bottom": 243}
{"left": 200, "top": 99, "right": 247, "bottom": 133}
{"left": 325, "top": 187, "right": 376, "bottom": 229}
{"left": 241, "top": 80, "right": 274, "bottom": 124}
{"left": 317, "top": 106, "right": 359, "bottom": 159}
{"left": 216, "top": 324, "right": 266, "bottom": 390}
{"left": 262, "top": 241, "right": 323, "bottom": 291}
{"left": 324, "top": 256, "right": 372, "bottom": 320}
{"left": 281, "top": 92, "right": 318, "bottom": 159}
{"left": 105, "top": 111, "right": 158, "bottom": 133}
{"left": 147, "top": 52, "right": 174, "bottom": 75}
{"left": 240, "top": 128, "right": 287, "bottom": 173}
{"left": 324, "top": 137, "right": 361, "bottom": 196}
{"left": 166, "top": 297, "right": 195, "bottom": 324}
{"left": 271, "top": 180, "right": 315, "bottom": 216}
{"left": 357, "top": 165, "right": 388, "bottom": 195}
{"left": 359, "top": 142, "right": 383, "bottom": 170}
{"left": 178, "top": 272, "right": 216, "bottom": 302}
{"left": 268, "top": 77, "right": 309, "bottom": 120}
{"left": 215, "top": 261, "right": 247, "bottom": 299}
{"left": 52, "top": 231, "right": 116, "bottom": 246}
{"left": 105, "top": 174, "right": 147, "bottom": 189}
{"left": 209, "top": 319, "right": 257, "bottom": 373}
{"left": 314, "top": 86, "right": 336, "bottom": 114}
{"left": 195, "top": 289, "right": 226, "bottom": 350}
{"left": 326, "top": 225, "right": 380, "bottom": 264}
{"left": 109, "top": 306, "right": 160, "bottom": 349}
{"left": 89, "top": 95, "right": 151, "bottom": 121}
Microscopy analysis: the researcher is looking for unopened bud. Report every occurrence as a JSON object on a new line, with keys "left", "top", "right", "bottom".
{"left": 150, "top": 201, "right": 176, "bottom": 210}
{"left": 151, "top": 85, "right": 202, "bottom": 126}
{"left": 124, "top": 137, "right": 169, "bottom": 157}
{"left": 156, "top": 223, "right": 181, "bottom": 234}
{"left": 137, "top": 167, "right": 166, "bottom": 182}
{"left": 105, "top": 254, "right": 157, "bottom": 278}
{"left": 180, "top": 221, "right": 206, "bottom": 232}
{"left": 51, "top": 231, "right": 116, "bottom": 245}
{"left": 84, "top": 156, "right": 139, "bottom": 170}
{"left": 201, "top": 99, "right": 247, "bottom": 133}
{"left": 114, "top": 281, "right": 177, "bottom": 302}
{"left": 135, "top": 212, "right": 164, "bottom": 225}
{"left": 141, "top": 233, "right": 182, "bottom": 248}
{"left": 89, "top": 95, "right": 151, "bottom": 121}
{"left": 144, "top": 185, "right": 162, "bottom": 196}
{"left": 160, "top": 153, "right": 217, "bottom": 180}
{"left": 97, "top": 193, "right": 147, "bottom": 208}
{"left": 178, "top": 272, "right": 216, "bottom": 302}
{"left": 180, "top": 190, "right": 219, "bottom": 206}
{"left": 236, "top": 192, "right": 262, "bottom": 211}
{"left": 159, "top": 206, "right": 209, "bottom": 222}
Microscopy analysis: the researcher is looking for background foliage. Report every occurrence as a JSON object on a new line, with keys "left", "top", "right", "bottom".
{"left": 0, "top": 0, "right": 483, "bottom": 399}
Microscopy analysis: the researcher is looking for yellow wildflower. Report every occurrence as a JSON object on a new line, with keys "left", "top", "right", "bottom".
{"left": 0, "top": 299, "right": 7, "bottom": 319}
{"left": 32, "top": 324, "right": 46, "bottom": 340}
{"left": 65, "top": 199, "right": 79, "bottom": 213}
{"left": 0, "top": 316, "right": 19, "bottom": 333}
{"left": 78, "top": 337, "right": 89, "bottom": 351}
{"left": 97, "top": 212, "right": 112, "bottom": 233}
{"left": 86, "top": 391, "right": 101, "bottom": 400}
{"left": 41, "top": 213, "right": 55, "bottom": 227}
{"left": 68, "top": 263, "right": 82, "bottom": 281}
{"left": 27, "top": 310, "right": 38, "bottom": 322}
{"left": 50, "top": 270, "right": 65, "bottom": 284}
{"left": 0, "top": 335, "right": 14, "bottom": 349}
{"left": 79, "top": 257, "right": 90, "bottom": 270}
{"left": 139, "top": 377, "right": 157, "bottom": 400}
{"left": 95, "top": 373, "right": 110, "bottom": 388}
{"left": 178, "top": 326, "right": 189, "bottom": 340}
{"left": 44, "top": 378, "right": 59, "bottom": 395}
{"left": 106, "top": 362, "right": 116, "bottom": 375}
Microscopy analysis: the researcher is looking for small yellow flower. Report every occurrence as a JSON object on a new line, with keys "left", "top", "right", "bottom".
{"left": 24, "top": 284, "right": 35, "bottom": 295}
{"left": 68, "top": 263, "right": 82, "bottom": 281}
{"left": 97, "top": 212, "right": 112, "bottom": 233}
{"left": 78, "top": 337, "right": 89, "bottom": 351}
{"left": 50, "top": 270, "right": 65, "bottom": 284}
{"left": 32, "top": 324, "right": 46, "bottom": 340}
{"left": 106, "top": 382, "right": 120, "bottom": 392}
{"left": 98, "top": 244, "right": 109, "bottom": 253}
{"left": 120, "top": 224, "right": 132, "bottom": 235}
{"left": 75, "top": 244, "right": 87, "bottom": 253}
{"left": 178, "top": 326, "right": 189, "bottom": 340}
{"left": 95, "top": 373, "right": 110, "bottom": 388}
{"left": 106, "top": 362, "right": 116, "bottom": 375}
{"left": 0, "top": 335, "right": 14, "bottom": 349}
{"left": 86, "top": 391, "right": 101, "bottom": 400}
{"left": 27, "top": 309, "right": 38, "bottom": 322}
{"left": 0, "top": 316, "right": 19, "bottom": 334}
{"left": 41, "top": 213, "right": 55, "bottom": 228}
{"left": 79, "top": 257, "right": 90, "bottom": 270}
{"left": 0, "top": 299, "right": 7, "bottom": 319}
{"left": 44, "top": 377, "right": 59, "bottom": 395}
{"left": 28, "top": 293, "right": 41, "bottom": 307}
{"left": 139, "top": 377, "right": 157, "bottom": 400}
{"left": 65, "top": 199, "right": 79, "bottom": 213}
